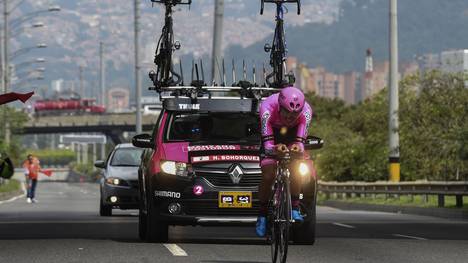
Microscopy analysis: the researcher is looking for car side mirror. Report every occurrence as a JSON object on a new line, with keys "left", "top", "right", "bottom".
{"left": 94, "top": 160, "right": 106, "bottom": 169}
{"left": 132, "top": 133, "right": 154, "bottom": 149}
{"left": 304, "top": 136, "right": 324, "bottom": 150}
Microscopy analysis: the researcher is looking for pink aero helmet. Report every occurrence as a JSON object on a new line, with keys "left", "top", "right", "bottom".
{"left": 278, "top": 86, "right": 305, "bottom": 113}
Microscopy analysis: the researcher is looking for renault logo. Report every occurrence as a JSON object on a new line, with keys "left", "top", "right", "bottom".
{"left": 228, "top": 164, "right": 243, "bottom": 184}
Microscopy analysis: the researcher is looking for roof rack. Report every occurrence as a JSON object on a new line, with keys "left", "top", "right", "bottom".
{"left": 150, "top": 86, "right": 279, "bottom": 102}
{"left": 147, "top": 0, "right": 280, "bottom": 103}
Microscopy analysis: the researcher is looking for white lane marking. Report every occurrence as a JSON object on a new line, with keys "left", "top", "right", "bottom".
{"left": 392, "top": 234, "right": 427, "bottom": 241}
{"left": 332, "top": 222, "right": 356, "bottom": 229}
{"left": 0, "top": 183, "right": 26, "bottom": 205}
{"left": 163, "top": 244, "right": 188, "bottom": 257}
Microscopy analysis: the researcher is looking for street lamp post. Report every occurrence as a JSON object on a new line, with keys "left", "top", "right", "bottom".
{"left": 389, "top": 0, "right": 400, "bottom": 182}
{"left": 2, "top": 3, "right": 60, "bottom": 145}
{"left": 10, "top": 43, "right": 47, "bottom": 60}
{"left": 14, "top": 58, "right": 46, "bottom": 70}
{"left": 100, "top": 42, "right": 106, "bottom": 107}
{"left": 3, "top": 0, "right": 11, "bottom": 145}
{"left": 134, "top": 0, "right": 142, "bottom": 134}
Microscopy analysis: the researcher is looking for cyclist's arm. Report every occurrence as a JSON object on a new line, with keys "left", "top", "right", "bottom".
{"left": 260, "top": 107, "right": 276, "bottom": 156}
{"left": 291, "top": 105, "right": 312, "bottom": 152}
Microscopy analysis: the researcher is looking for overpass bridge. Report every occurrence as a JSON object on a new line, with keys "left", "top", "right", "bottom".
{"left": 19, "top": 113, "right": 159, "bottom": 144}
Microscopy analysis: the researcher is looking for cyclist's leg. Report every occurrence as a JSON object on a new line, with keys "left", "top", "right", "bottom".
{"left": 256, "top": 159, "right": 277, "bottom": 237}
{"left": 259, "top": 159, "right": 277, "bottom": 217}
{"left": 289, "top": 160, "right": 304, "bottom": 221}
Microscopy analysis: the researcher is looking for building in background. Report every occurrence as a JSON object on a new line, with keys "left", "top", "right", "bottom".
{"left": 107, "top": 87, "right": 129, "bottom": 112}
{"left": 440, "top": 50, "right": 468, "bottom": 74}
{"left": 344, "top": 71, "right": 360, "bottom": 104}
{"left": 416, "top": 53, "right": 440, "bottom": 73}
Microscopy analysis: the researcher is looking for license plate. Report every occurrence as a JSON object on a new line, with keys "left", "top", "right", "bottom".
{"left": 218, "top": 191, "right": 252, "bottom": 208}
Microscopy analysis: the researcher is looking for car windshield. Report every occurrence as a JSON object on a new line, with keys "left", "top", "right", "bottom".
{"left": 167, "top": 112, "right": 260, "bottom": 142}
{"left": 110, "top": 148, "right": 144, "bottom": 166}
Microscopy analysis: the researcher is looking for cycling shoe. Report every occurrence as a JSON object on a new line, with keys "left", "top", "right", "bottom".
{"left": 256, "top": 216, "right": 267, "bottom": 237}
{"left": 292, "top": 209, "right": 304, "bottom": 222}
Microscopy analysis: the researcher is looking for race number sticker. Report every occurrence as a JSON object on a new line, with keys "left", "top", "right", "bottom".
{"left": 193, "top": 185, "right": 204, "bottom": 196}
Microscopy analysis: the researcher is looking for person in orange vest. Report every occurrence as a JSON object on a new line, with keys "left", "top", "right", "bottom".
{"left": 23, "top": 154, "right": 41, "bottom": 203}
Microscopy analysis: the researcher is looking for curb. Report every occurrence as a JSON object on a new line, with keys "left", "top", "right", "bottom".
{"left": 0, "top": 189, "right": 24, "bottom": 201}
{"left": 321, "top": 200, "right": 468, "bottom": 220}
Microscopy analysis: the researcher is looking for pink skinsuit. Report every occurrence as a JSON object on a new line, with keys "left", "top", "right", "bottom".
{"left": 260, "top": 93, "right": 313, "bottom": 167}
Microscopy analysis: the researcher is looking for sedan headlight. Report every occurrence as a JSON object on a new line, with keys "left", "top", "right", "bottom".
{"left": 106, "top": 177, "right": 129, "bottom": 186}
{"left": 161, "top": 161, "right": 191, "bottom": 177}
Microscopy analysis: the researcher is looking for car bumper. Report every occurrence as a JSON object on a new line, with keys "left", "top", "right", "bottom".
{"left": 102, "top": 183, "right": 139, "bottom": 209}
{"left": 149, "top": 172, "right": 316, "bottom": 226}
{"left": 150, "top": 173, "right": 260, "bottom": 225}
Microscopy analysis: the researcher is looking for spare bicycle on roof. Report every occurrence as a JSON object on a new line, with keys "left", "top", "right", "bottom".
{"left": 261, "top": 0, "right": 301, "bottom": 89}
{"left": 148, "top": 0, "right": 278, "bottom": 101}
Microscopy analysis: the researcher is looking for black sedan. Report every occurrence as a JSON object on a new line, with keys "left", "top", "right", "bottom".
{"left": 95, "top": 143, "right": 143, "bottom": 216}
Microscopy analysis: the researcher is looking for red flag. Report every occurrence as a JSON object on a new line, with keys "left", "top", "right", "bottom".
{"left": 0, "top": 91, "right": 34, "bottom": 105}
{"left": 40, "top": 169, "right": 53, "bottom": 177}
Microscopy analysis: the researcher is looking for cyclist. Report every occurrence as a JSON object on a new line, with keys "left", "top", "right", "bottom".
{"left": 256, "top": 86, "right": 313, "bottom": 237}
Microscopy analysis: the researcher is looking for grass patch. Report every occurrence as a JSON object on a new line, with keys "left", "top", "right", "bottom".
{"left": 317, "top": 192, "right": 468, "bottom": 210}
{"left": 0, "top": 179, "right": 21, "bottom": 194}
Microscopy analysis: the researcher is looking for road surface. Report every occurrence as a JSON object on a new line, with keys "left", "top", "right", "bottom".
{"left": 0, "top": 182, "right": 467, "bottom": 263}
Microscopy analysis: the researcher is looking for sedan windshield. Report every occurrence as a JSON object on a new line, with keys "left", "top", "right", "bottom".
{"left": 110, "top": 148, "right": 144, "bottom": 166}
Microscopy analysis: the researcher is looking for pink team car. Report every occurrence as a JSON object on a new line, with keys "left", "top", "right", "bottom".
{"left": 132, "top": 96, "right": 320, "bottom": 243}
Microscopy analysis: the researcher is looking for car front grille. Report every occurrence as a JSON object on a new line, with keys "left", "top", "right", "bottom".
{"left": 194, "top": 163, "right": 262, "bottom": 187}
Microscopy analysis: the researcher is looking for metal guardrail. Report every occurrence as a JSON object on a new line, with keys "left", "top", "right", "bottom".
{"left": 318, "top": 181, "right": 468, "bottom": 208}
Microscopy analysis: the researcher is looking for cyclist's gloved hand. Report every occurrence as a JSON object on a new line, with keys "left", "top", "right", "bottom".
{"left": 290, "top": 144, "right": 303, "bottom": 153}
{"left": 276, "top": 144, "right": 289, "bottom": 157}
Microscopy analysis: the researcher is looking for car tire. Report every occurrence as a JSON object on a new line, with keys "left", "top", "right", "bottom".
{"left": 144, "top": 177, "right": 168, "bottom": 243}
{"left": 100, "top": 198, "right": 112, "bottom": 217}
{"left": 138, "top": 172, "right": 147, "bottom": 241}
{"left": 292, "top": 182, "right": 317, "bottom": 245}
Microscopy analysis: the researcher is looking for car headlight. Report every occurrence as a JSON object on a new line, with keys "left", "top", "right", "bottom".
{"left": 298, "top": 162, "right": 310, "bottom": 177}
{"left": 161, "top": 161, "right": 191, "bottom": 177}
{"left": 106, "top": 177, "right": 129, "bottom": 186}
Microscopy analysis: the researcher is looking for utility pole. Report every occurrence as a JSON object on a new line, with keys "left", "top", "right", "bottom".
{"left": 364, "top": 48, "right": 374, "bottom": 100}
{"left": 134, "top": 0, "right": 142, "bottom": 134}
{"left": 79, "top": 66, "right": 84, "bottom": 98}
{"left": 100, "top": 42, "right": 106, "bottom": 107}
{"left": 389, "top": 0, "right": 400, "bottom": 182}
{"left": 3, "top": 0, "right": 10, "bottom": 146}
{"left": 211, "top": 0, "right": 224, "bottom": 84}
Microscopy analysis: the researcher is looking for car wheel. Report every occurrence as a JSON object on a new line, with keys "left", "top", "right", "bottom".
{"left": 138, "top": 173, "right": 147, "bottom": 241}
{"left": 100, "top": 198, "right": 112, "bottom": 217}
{"left": 145, "top": 179, "right": 168, "bottom": 243}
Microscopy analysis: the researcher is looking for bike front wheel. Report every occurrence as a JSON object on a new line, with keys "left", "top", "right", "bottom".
{"left": 270, "top": 182, "right": 290, "bottom": 263}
